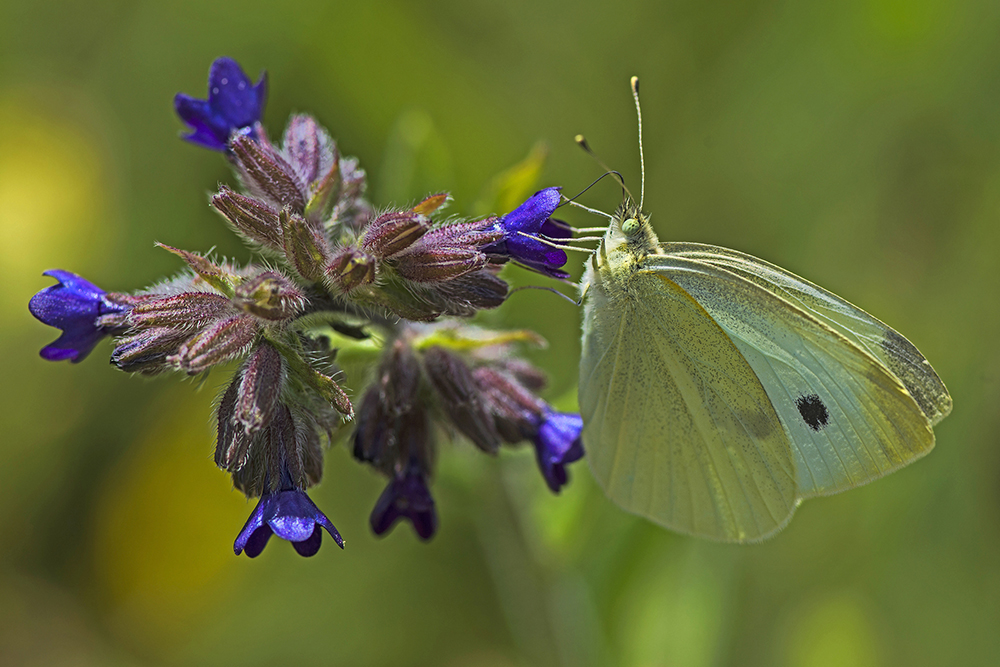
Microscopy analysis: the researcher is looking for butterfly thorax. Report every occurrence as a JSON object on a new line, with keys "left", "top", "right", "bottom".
{"left": 584, "top": 199, "right": 661, "bottom": 302}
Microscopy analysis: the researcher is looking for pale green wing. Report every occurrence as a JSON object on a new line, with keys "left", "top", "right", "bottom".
{"left": 579, "top": 270, "right": 798, "bottom": 542}
{"left": 648, "top": 250, "right": 939, "bottom": 499}
{"left": 663, "top": 243, "right": 952, "bottom": 426}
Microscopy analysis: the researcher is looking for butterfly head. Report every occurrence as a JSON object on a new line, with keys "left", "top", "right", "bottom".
{"left": 610, "top": 197, "right": 660, "bottom": 257}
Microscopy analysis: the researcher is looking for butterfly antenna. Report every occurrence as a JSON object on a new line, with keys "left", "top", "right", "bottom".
{"left": 562, "top": 173, "right": 618, "bottom": 223}
{"left": 631, "top": 76, "right": 645, "bottom": 210}
{"left": 575, "top": 134, "right": 636, "bottom": 203}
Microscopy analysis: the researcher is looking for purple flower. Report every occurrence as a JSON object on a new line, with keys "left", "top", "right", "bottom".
{"left": 370, "top": 465, "right": 438, "bottom": 540}
{"left": 28, "top": 270, "right": 129, "bottom": 363}
{"left": 484, "top": 187, "right": 572, "bottom": 279}
{"left": 174, "top": 57, "right": 267, "bottom": 152}
{"left": 234, "top": 487, "right": 344, "bottom": 557}
{"left": 532, "top": 410, "right": 585, "bottom": 493}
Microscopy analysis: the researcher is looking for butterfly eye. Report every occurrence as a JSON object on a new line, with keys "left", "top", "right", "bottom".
{"left": 622, "top": 218, "right": 640, "bottom": 236}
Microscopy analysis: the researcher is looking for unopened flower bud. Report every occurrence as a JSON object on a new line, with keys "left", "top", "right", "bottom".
{"left": 420, "top": 218, "right": 504, "bottom": 249}
{"left": 394, "top": 247, "right": 486, "bottom": 283}
{"left": 216, "top": 376, "right": 253, "bottom": 472}
{"left": 212, "top": 186, "right": 283, "bottom": 251}
{"left": 353, "top": 340, "right": 424, "bottom": 468}
{"left": 234, "top": 343, "right": 284, "bottom": 433}
{"left": 111, "top": 327, "right": 190, "bottom": 375}
{"left": 362, "top": 210, "right": 429, "bottom": 258}
{"left": 230, "top": 133, "right": 306, "bottom": 213}
{"left": 473, "top": 366, "right": 546, "bottom": 443}
{"left": 281, "top": 209, "right": 332, "bottom": 282}
{"left": 423, "top": 346, "right": 500, "bottom": 453}
{"left": 281, "top": 114, "right": 334, "bottom": 185}
{"left": 234, "top": 271, "right": 305, "bottom": 321}
{"left": 128, "top": 292, "right": 234, "bottom": 329}
{"left": 326, "top": 247, "right": 376, "bottom": 293}
{"left": 437, "top": 269, "right": 508, "bottom": 313}
{"left": 168, "top": 315, "right": 259, "bottom": 374}
{"left": 299, "top": 420, "right": 325, "bottom": 487}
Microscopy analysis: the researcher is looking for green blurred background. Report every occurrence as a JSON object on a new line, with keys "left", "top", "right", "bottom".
{"left": 2, "top": 0, "right": 999, "bottom": 665}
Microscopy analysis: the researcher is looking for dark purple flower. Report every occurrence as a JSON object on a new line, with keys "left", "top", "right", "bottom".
{"left": 532, "top": 410, "right": 585, "bottom": 493}
{"left": 370, "top": 465, "right": 438, "bottom": 540}
{"left": 234, "top": 487, "right": 344, "bottom": 557}
{"left": 174, "top": 57, "right": 267, "bottom": 152}
{"left": 484, "top": 187, "right": 571, "bottom": 279}
{"left": 29, "top": 270, "right": 128, "bottom": 363}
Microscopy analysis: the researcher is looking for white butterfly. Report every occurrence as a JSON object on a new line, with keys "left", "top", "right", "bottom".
{"left": 576, "top": 78, "right": 952, "bottom": 542}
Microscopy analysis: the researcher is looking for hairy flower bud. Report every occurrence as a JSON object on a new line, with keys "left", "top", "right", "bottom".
{"left": 212, "top": 186, "right": 283, "bottom": 251}
{"left": 393, "top": 247, "right": 487, "bottom": 283}
{"left": 234, "top": 271, "right": 305, "bottom": 321}
{"left": 473, "top": 366, "right": 545, "bottom": 443}
{"left": 436, "top": 269, "right": 508, "bottom": 313}
{"left": 281, "top": 114, "right": 334, "bottom": 186}
{"left": 420, "top": 218, "right": 504, "bottom": 249}
{"left": 128, "top": 292, "right": 234, "bottom": 329}
{"left": 216, "top": 376, "right": 252, "bottom": 472}
{"left": 234, "top": 343, "right": 284, "bottom": 432}
{"left": 423, "top": 346, "right": 500, "bottom": 453}
{"left": 362, "top": 210, "right": 429, "bottom": 258}
{"left": 281, "top": 209, "right": 332, "bottom": 282}
{"left": 326, "top": 247, "right": 376, "bottom": 293}
{"left": 168, "top": 315, "right": 259, "bottom": 374}
{"left": 353, "top": 340, "right": 424, "bottom": 468}
{"left": 230, "top": 133, "right": 306, "bottom": 213}
{"left": 111, "top": 327, "right": 190, "bottom": 375}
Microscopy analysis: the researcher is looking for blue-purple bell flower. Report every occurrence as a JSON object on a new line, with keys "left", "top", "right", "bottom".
{"left": 174, "top": 57, "right": 267, "bottom": 152}
{"left": 484, "top": 187, "right": 572, "bottom": 279}
{"left": 28, "top": 269, "right": 129, "bottom": 363}
{"left": 234, "top": 487, "right": 344, "bottom": 557}
{"left": 370, "top": 466, "right": 438, "bottom": 540}
{"left": 532, "top": 410, "right": 585, "bottom": 493}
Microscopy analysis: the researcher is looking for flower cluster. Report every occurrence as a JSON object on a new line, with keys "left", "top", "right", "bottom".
{"left": 29, "top": 57, "right": 583, "bottom": 558}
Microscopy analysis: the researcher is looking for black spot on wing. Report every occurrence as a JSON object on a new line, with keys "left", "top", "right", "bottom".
{"left": 796, "top": 394, "right": 829, "bottom": 431}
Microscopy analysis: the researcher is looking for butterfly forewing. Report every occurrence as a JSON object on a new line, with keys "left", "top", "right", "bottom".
{"left": 647, "top": 251, "right": 938, "bottom": 499}
{"left": 663, "top": 243, "right": 952, "bottom": 426}
{"left": 580, "top": 267, "right": 798, "bottom": 542}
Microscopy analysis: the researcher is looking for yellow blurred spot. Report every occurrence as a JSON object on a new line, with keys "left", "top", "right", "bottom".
{"left": 0, "top": 91, "right": 116, "bottom": 318}
{"left": 783, "top": 592, "right": 883, "bottom": 667}
{"left": 89, "top": 393, "right": 248, "bottom": 651}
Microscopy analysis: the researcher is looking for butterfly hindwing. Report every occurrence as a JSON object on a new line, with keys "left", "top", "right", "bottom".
{"left": 580, "top": 265, "right": 798, "bottom": 542}
{"left": 646, "top": 250, "right": 938, "bottom": 499}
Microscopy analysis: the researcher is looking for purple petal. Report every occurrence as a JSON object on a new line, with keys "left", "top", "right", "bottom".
{"left": 540, "top": 218, "right": 573, "bottom": 240}
{"left": 175, "top": 57, "right": 267, "bottom": 152}
{"left": 533, "top": 411, "right": 585, "bottom": 493}
{"left": 291, "top": 526, "right": 323, "bottom": 557}
{"left": 174, "top": 94, "right": 228, "bottom": 151}
{"left": 29, "top": 270, "right": 126, "bottom": 363}
{"left": 500, "top": 187, "right": 561, "bottom": 234}
{"left": 207, "top": 58, "right": 267, "bottom": 129}
{"left": 234, "top": 496, "right": 269, "bottom": 555}
{"left": 370, "top": 469, "right": 438, "bottom": 540}
{"left": 233, "top": 487, "right": 342, "bottom": 557}
{"left": 242, "top": 526, "right": 274, "bottom": 558}
{"left": 505, "top": 235, "right": 569, "bottom": 276}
